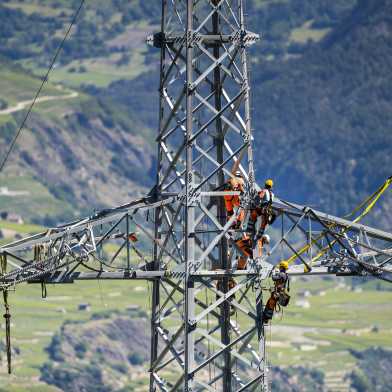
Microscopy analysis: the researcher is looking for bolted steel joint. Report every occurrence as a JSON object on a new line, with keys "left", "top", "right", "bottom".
{"left": 230, "top": 29, "right": 260, "bottom": 46}
{"left": 146, "top": 32, "right": 165, "bottom": 48}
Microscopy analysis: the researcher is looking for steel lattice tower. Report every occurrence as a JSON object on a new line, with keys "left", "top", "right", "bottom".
{"left": 1, "top": 1, "right": 392, "bottom": 392}
{"left": 148, "top": 1, "right": 262, "bottom": 390}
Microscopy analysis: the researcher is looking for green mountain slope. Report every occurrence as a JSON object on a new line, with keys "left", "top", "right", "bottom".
{"left": 0, "top": 59, "right": 155, "bottom": 224}
{"left": 0, "top": 0, "right": 391, "bottom": 224}
{"left": 250, "top": 0, "right": 392, "bottom": 229}
{"left": 0, "top": 1, "right": 161, "bottom": 223}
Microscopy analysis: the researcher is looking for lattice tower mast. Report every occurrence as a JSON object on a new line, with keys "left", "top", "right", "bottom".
{"left": 149, "top": 1, "right": 262, "bottom": 390}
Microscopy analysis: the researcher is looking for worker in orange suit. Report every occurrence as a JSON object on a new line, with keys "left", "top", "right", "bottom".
{"left": 224, "top": 170, "right": 245, "bottom": 229}
{"left": 236, "top": 233, "right": 270, "bottom": 270}
{"left": 235, "top": 235, "right": 252, "bottom": 270}
{"left": 256, "top": 233, "right": 270, "bottom": 258}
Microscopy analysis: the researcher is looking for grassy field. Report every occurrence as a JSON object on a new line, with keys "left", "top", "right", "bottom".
{"left": 0, "top": 279, "right": 154, "bottom": 391}
{"left": 0, "top": 176, "right": 74, "bottom": 226}
{"left": 0, "top": 257, "right": 391, "bottom": 390}
{"left": 266, "top": 277, "right": 392, "bottom": 372}
{"left": 289, "top": 20, "right": 331, "bottom": 44}
{"left": 0, "top": 66, "right": 65, "bottom": 107}
{"left": 21, "top": 47, "right": 149, "bottom": 89}
{"left": 6, "top": 0, "right": 154, "bottom": 90}
{"left": 3, "top": 1, "right": 73, "bottom": 17}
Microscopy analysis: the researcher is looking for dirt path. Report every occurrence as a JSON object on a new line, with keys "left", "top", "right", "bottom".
{"left": 0, "top": 90, "right": 79, "bottom": 115}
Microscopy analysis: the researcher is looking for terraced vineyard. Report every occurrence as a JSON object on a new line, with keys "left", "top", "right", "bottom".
{"left": 0, "top": 221, "right": 391, "bottom": 391}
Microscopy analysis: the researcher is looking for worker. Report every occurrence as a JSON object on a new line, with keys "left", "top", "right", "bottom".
{"left": 235, "top": 234, "right": 252, "bottom": 270}
{"left": 262, "top": 261, "right": 290, "bottom": 323}
{"left": 224, "top": 170, "right": 245, "bottom": 229}
{"left": 234, "top": 233, "right": 270, "bottom": 271}
{"left": 256, "top": 233, "right": 270, "bottom": 258}
{"left": 246, "top": 179, "right": 276, "bottom": 242}
{"left": 236, "top": 233, "right": 270, "bottom": 269}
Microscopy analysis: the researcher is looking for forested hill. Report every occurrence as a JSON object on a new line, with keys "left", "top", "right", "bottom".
{"left": 0, "top": 0, "right": 391, "bottom": 229}
{"left": 250, "top": 0, "right": 392, "bottom": 228}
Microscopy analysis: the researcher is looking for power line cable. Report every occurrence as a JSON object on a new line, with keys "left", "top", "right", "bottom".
{"left": 0, "top": 0, "right": 86, "bottom": 173}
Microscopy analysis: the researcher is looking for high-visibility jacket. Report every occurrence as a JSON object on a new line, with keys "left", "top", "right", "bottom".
{"left": 224, "top": 176, "right": 245, "bottom": 216}
{"left": 257, "top": 188, "right": 274, "bottom": 207}
{"left": 271, "top": 270, "right": 289, "bottom": 292}
{"left": 236, "top": 236, "right": 252, "bottom": 269}
{"left": 247, "top": 188, "right": 275, "bottom": 235}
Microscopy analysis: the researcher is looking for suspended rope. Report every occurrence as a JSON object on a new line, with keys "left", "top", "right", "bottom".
{"left": 1, "top": 254, "right": 11, "bottom": 374}
{"left": 3, "top": 290, "right": 11, "bottom": 375}
{"left": 280, "top": 176, "right": 392, "bottom": 269}
{"left": 34, "top": 245, "right": 48, "bottom": 298}
{"left": 0, "top": 254, "right": 6, "bottom": 277}
{"left": 204, "top": 281, "right": 212, "bottom": 385}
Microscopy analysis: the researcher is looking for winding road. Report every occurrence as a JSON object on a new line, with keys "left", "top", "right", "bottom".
{"left": 0, "top": 90, "right": 79, "bottom": 116}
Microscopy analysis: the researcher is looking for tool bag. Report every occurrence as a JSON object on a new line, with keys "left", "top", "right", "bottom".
{"left": 278, "top": 291, "right": 290, "bottom": 307}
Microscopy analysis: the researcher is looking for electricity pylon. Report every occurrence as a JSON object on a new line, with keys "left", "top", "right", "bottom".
{"left": 1, "top": 1, "right": 392, "bottom": 391}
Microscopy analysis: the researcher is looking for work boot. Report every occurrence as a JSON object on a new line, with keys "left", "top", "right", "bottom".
{"left": 262, "top": 308, "right": 273, "bottom": 323}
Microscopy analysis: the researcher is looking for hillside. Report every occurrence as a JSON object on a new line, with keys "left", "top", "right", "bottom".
{"left": 0, "top": 61, "right": 155, "bottom": 225}
{"left": 347, "top": 347, "right": 392, "bottom": 392}
{"left": 1, "top": 0, "right": 382, "bottom": 225}
{"left": 40, "top": 311, "right": 327, "bottom": 392}
{"left": 0, "top": 0, "right": 158, "bottom": 224}
{"left": 250, "top": 0, "right": 392, "bottom": 229}
{"left": 41, "top": 312, "right": 150, "bottom": 392}
{"left": 1, "top": 2, "right": 392, "bottom": 391}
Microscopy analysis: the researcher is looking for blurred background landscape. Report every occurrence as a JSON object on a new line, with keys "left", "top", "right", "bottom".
{"left": 0, "top": 0, "right": 391, "bottom": 391}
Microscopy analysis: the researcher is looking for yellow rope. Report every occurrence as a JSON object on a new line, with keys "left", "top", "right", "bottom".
{"left": 281, "top": 176, "right": 392, "bottom": 269}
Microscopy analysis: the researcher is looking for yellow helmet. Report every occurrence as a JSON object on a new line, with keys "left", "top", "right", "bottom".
{"left": 265, "top": 179, "right": 274, "bottom": 188}
{"left": 278, "top": 261, "right": 289, "bottom": 271}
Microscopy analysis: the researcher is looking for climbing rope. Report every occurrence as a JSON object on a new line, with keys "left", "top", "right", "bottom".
{"left": 1, "top": 254, "right": 11, "bottom": 374}
{"left": 2, "top": 290, "right": 11, "bottom": 374}
{"left": 34, "top": 245, "right": 48, "bottom": 298}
